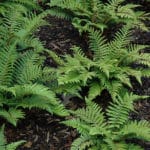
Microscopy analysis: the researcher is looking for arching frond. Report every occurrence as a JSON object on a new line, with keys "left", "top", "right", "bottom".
{"left": 63, "top": 94, "right": 149, "bottom": 150}
{"left": 88, "top": 28, "right": 109, "bottom": 61}
{"left": 71, "top": 136, "right": 93, "bottom": 150}
{"left": 14, "top": 51, "right": 42, "bottom": 84}
{"left": 48, "top": 0, "right": 148, "bottom": 33}
{"left": 106, "top": 93, "right": 139, "bottom": 128}
{"left": 0, "top": 45, "right": 17, "bottom": 86}
{"left": 0, "top": 108, "right": 24, "bottom": 126}
{"left": 120, "top": 120, "right": 150, "bottom": 141}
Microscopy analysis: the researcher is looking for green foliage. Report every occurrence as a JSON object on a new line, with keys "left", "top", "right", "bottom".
{"left": 0, "top": 40, "right": 68, "bottom": 125}
{"left": 62, "top": 93, "right": 150, "bottom": 150}
{"left": 0, "top": 0, "right": 41, "bottom": 16}
{"left": 0, "top": 2, "right": 149, "bottom": 150}
{"left": 0, "top": 125, "right": 25, "bottom": 150}
{"left": 48, "top": 0, "right": 149, "bottom": 33}
{"left": 50, "top": 26, "right": 150, "bottom": 100}
{"left": 0, "top": 3, "right": 68, "bottom": 126}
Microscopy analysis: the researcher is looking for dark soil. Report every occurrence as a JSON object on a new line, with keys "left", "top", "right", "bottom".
{"left": 5, "top": 109, "right": 77, "bottom": 150}
{"left": 3, "top": 1, "right": 150, "bottom": 150}
{"left": 38, "top": 16, "right": 88, "bottom": 54}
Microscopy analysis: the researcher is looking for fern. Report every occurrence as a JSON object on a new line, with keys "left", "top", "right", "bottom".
{"left": 62, "top": 93, "right": 150, "bottom": 150}
{"left": 120, "top": 120, "right": 150, "bottom": 141}
{"left": 0, "top": 4, "right": 68, "bottom": 126}
{"left": 0, "top": 45, "right": 17, "bottom": 86}
{"left": 71, "top": 136, "right": 93, "bottom": 150}
{"left": 48, "top": 0, "right": 149, "bottom": 33}
{"left": 0, "top": 108, "right": 25, "bottom": 126}
{"left": 0, "top": 0, "right": 40, "bottom": 16}
{"left": 52, "top": 26, "right": 150, "bottom": 101}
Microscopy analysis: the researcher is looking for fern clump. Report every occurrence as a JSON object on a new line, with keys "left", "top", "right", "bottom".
{"left": 0, "top": 0, "right": 41, "bottom": 16}
{"left": 0, "top": 6, "right": 68, "bottom": 126}
{"left": 48, "top": 0, "right": 149, "bottom": 33}
{"left": 0, "top": 39, "right": 68, "bottom": 126}
{"left": 50, "top": 26, "right": 150, "bottom": 101}
{"left": 62, "top": 93, "right": 150, "bottom": 150}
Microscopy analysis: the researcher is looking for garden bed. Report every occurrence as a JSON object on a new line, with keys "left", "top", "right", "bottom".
{"left": 1, "top": 0, "right": 150, "bottom": 150}
{"left": 4, "top": 14, "right": 150, "bottom": 150}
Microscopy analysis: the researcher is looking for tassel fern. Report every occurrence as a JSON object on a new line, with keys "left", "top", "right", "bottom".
{"left": 52, "top": 26, "right": 150, "bottom": 100}
{"left": 48, "top": 0, "right": 149, "bottom": 33}
{"left": 0, "top": 5, "right": 68, "bottom": 126}
{"left": 62, "top": 93, "right": 150, "bottom": 150}
{"left": 0, "top": 45, "right": 68, "bottom": 125}
{"left": 0, "top": 0, "right": 40, "bottom": 16}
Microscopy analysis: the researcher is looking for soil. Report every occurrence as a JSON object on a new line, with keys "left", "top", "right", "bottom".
{"left": 5, "top": 109, "right": 77, "bottom": 150}
{"left": 2, "top": 1, "right": 150, "bottom": 150}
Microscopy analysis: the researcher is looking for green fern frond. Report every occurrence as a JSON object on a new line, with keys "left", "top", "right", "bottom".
{"left": 109, "top": 25, "right": 131, "bottom": 57}
{"left": 49, "top": 0, "right": 148, "bottom": 32}
{"left": 121, "top": 44, "right": 148, "bottom": 65}
{"left": 13, "top": 84, "right": 69, "bottom": 116}
{"left": 116, "top": 72, "right": 132, "bottom": 88}
{"left": 0, "top": 0, "right": 70, "bottom": 126}
{"left": 89, "top": 28, "right": 108, "bottom": 61}
{"left": 64, "top": 93, "right": 149, "bottom": 150}
{"left": 0, "top": 45, "right": 17, "bottom": 86}
{"left": 24, "top": 37, "right": 45, "bottom": 53}
{"left": 0, "top": 108, "right": 25, "bottom": 126}
{"left": 14, "top": 12, "right": 48, "bottom": 39}
{"left": 13, "top": 84, "right": 54, "bottom": 101}
{"left": 71, "top": 136, "right": 93, "bottom": 150}
{"left": 63, "top": 101, "right": 106, "bottom": 135}
{"left": 45, "top": 49, "right": 64, "bottom": 66}
{"left": 6, "top": 140, "right": 26, "bottom": 150}
{"left": 106, "top": 93, "right": 137, "bottom": 128}
{"left": 105, "top": 80, "right": 122, "bottom": 100}
{"left": 47, "top": 8, "right": 72, "bottom": 20}
{"left": 88, "top": 81, "right": 103, "bottom": 100}
{"left": 14, "top": 51, "right": 42, "bottom": 84}
{"left": 9, "top": 0, "right": 40, "bottom": 10}
{"left": 105, "top": 0, "right": 148, "bottom": 30}
{"left": 138, "top": 53, "right": 150, "bottom": 67}
{"left": 0, "top": 0, "right": 39, "bottom": 16}
{"left": 123, "top": 67, "right": 142, "bottom": 85}
{"left": 49, "top": 0, "right": 92, "bottom": 18}
{"left": 62, "top": 118, "right": 90, "bottom": 134}
{"left": 107, "top": 0, "right": 124, "bottom": 8}
{"left": 120, "top": 120, "right": 150, "bottom": 141}
{"left": 95, "top": 60, "right": 115, "bottom": 78}
{"left": 71, "top": 46, "right": 93, "bottom": 69}
{"left": 140, "top": 69, "right": 150, "bottom": 77}
{"left": 59, "top": 70, "right": 84, "bottom": 85}
{"left": 127, "top": 144, "right": 143, "bottom": 150}
{"left": 117, "top": 4, "right": 139, "bottom": 19}
{"left": 0, "top": 86, "right": 16, "bottom": 97}
{"left": 104, "top": 139, "right": 127, "bottom": 150}
{"left": 73, "top": 102, "right": 105, "bottom": 126}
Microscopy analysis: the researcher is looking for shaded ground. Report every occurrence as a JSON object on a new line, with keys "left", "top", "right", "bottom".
{"left": 3, "top": 1, "right": 150, "bottom": 149}
{"left": 5, "top": 109, "right": 76, "bottom": 150}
